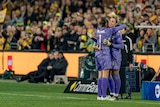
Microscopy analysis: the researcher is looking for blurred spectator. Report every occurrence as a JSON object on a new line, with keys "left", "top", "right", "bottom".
{"left": 45, "top": 51, "right": 59, "bottom": 83}
{"left": 2, "top": 25, "right": 17, "bottom": 50}
{"left": 79, "top": 28, "right": 87, "bottom": 51}
{"left": 135, "top": 29, "right": 145, "bottom": 52}
{"left": 0, "top": 25, "right": 5, "bottom": 50}
{"left": 10, "top": 9, "right": 23, "bottom": 26}
{"left": 50, "top": 51, "right": 68, "bottom": 83}
{"left": 140, "top": 62, "right": 156, "bottom": 81}
{"left": 17, "top": 31, "right": 31, "bottom": 50}
{"left": 24, "top": 5, "right": 37, "bottom": 25}
{"left": 44, "top": 51, "right": 68, "bottom": 83}
{"left": 0, "top": 0, "right": 160, "bottom": 53}
{"left": 32, "top": 27, "right": 45, "bottom": 50}
{"left": 143, "top": 28, "right": 157, "bottom": 52}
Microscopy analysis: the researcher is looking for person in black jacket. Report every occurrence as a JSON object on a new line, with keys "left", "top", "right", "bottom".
{"left": 119, "top": 27, "right": 133, "bottom": 99}
{"left": 44, "top": 51, "right": 59, "bottom": 83}
{"left": 48, "top": 51, "right": 68, "bottom": 83}
{"left": 140, "top": 62, "right": 155, "bottom": 81}
{"left": 54, "top": 51, "right": 68, "bottom": 75}
{"left": 15, "top": 51, "right": 54, "bottom": 83}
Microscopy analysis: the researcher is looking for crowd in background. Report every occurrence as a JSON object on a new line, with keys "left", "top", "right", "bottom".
{"left": 0, "top": 0, "right": 160, "bottom": 53}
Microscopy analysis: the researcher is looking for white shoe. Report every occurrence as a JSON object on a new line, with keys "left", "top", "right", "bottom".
{"left": 46, "top": 82, "right": 50, "bottom": 84}
{"left": 97, "top": 96, "right": 102, "bottom": 100}
{"left": 106, "top": 95, "right": 117, "bottom": 101}
{"left": 106, "top": 95, "right": 112, "bottom": 99}
{"left": 109, "top": 97, "right": 116, "bottom": 101}
{"left": 101, "top": 97, "right": 108, "bottom": 100}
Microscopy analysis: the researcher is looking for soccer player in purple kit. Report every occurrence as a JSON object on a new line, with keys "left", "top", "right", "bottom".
{"left": 88, "top": 17, "right": 125, "bottom": 100}
{"left": 103, "top": 15, "right": 124, "bottom": 101}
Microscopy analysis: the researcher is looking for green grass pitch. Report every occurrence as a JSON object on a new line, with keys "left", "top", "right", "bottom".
{"left": 0, "top": 80, "right": 159, "bottom": 107}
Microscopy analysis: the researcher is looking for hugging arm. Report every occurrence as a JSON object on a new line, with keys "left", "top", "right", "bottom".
{"left": 112, "top": 24, "right": 126, "bottom": 34}
{"left": 112, "top": 33, "right": 124, "bottom": 49}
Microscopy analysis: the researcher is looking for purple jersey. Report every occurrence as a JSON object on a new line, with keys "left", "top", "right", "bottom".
{"left": 95, "top": 25, "right": 125, "bottom": 70}
{"left": 95, "top": 27, "right": 111, "bottom": 57}
{"left": 111, "top": 31, "right": 124, "bottom": 61}
{"left": 95, "top": 24, "right": 125, "bottom": 57}
{"left": 110, "top": 31, "right": 124, "bottom": 70}
{"left": 95, "top": 27, "right": 112, "bottom": 70}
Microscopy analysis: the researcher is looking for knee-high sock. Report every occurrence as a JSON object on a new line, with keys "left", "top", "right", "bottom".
{"left": 113, "top": 74, "right": 121, "bottom": 96}
{"left": 108, "top": 75, "right": 115, "bottom": 95}
{"left": 97, "top": 78, "right": 102, "bottom": 97}
{"left": 102, "top": 78, "right": 109, "bottom": 97}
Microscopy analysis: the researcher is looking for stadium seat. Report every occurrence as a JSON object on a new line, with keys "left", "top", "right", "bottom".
{"left": 54, "top": 75, "right": 68, "bottom": 84}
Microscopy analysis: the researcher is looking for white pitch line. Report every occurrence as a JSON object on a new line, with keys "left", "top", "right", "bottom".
{"left": 0, "top": 92, "right": 160, "bottom": 105}
{"left": 0, "top": 92, "right": 88, "bottom": 100}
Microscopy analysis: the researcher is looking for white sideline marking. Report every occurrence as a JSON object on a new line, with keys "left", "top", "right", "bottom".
{"left": 0, "top": 92, "right": 160, "bottom": 105}
{"left": 0, "top": 92, "right": 88, "bottom": 100}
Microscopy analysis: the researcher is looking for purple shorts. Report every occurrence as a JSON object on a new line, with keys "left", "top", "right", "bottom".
{"left": 111, "top": 60, "right": 121, "bottom": 70}
{"left": 95, "top": 54, "right": 112, "bottom": 71}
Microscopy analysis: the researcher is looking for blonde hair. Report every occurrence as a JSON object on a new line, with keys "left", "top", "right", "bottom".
{"left": 109, "top": 16, "right": 119, "bottom": 23}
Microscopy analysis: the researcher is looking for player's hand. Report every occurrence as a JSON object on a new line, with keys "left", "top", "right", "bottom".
{"left": 47, "top": 66, "right": 52, "bottom": 70}
{"left": 129, "top": 63, "right": 133, "bottom": 71}
{"left": 103, "top": 39, "right": 112, "bottom": 46}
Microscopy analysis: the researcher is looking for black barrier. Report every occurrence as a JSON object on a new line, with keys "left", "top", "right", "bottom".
{"left": 64, "top": 79, "right": 97, "bottom": 94}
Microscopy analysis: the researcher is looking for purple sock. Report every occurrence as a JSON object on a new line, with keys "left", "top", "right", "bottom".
{"left": 97, "top": 78, "right": 102, "bottom": 97}
{"left": 102, "top": 78, "right": 109, "bottom": 97}
{"left": 108, "top": 75, "right": 115, "bottom": 94}
{"left": 113, "top": 74, "right": 121, "bottom": 96}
